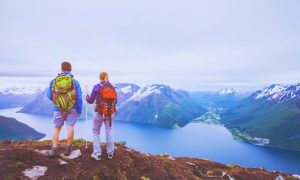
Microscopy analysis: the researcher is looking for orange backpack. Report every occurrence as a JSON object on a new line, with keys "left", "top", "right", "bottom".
{"left": 97, "top": 83, "right": 117, "bottom": 127}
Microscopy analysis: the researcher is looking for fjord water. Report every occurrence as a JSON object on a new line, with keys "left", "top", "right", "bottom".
{"left": 1, "top": 108, "right": 300, "bottom": 174}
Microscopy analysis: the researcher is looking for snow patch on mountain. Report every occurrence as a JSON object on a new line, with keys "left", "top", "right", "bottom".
{"left": 120, "top": 85, "right": 133, "bottom": 94}
{"left": 219, "top": 88, "right": 239, "bottom": 95}
{"left": 129, "top": 85, "right": 162, "bottom": 101}
{"left": 0, "top": 86, "right": 42, "bottom": 95}
{"left": 253, "top": 84, "right": 300, "bottom": 103}
{"left": 155, "top": 112, "right": 159, "bottom": 120}
{"left": 254, "top": 84, "right": 287, "bottom": 100}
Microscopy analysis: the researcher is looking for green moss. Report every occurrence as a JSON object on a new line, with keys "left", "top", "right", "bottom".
{"left": 116, "top": 168, "right": 127, "bottom": 180}
{"left": 73, "top": 138, "right": 90, "bottom": 146}
{"left": 92, "top": 175, "right": 100, "bottom": 180}
{"left": 15, "top": 161, "right": 24, "bottom": 168}
{"left": 115, "top": 141, "right": 126, "bottom": 146}
{"left": 140, "top": 176, "right": 150, "bottom": 180}
{"left": 206, "top": 170, "right": 214, "bottom": 175}
{"left": 227, "top": 164, "right": 238, "bottom": 168}
{"left": 5, "top": 175, "right": 15, "bottom": 180}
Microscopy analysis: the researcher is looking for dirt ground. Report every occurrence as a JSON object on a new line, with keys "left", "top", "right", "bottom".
{"left": 0, "top": 140, "right": 298, "bottom": 180}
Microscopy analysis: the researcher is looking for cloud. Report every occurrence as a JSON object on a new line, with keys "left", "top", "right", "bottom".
{"left": 0, "top": 0, "right": 300, "bottom": 91}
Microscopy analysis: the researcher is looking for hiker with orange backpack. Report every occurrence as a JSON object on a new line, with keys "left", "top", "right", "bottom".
{"left": 47, "top": 61, "right": 82, "bottom": 157}
{"left": 86, "top": 72, "right": 117, "bottom": 160}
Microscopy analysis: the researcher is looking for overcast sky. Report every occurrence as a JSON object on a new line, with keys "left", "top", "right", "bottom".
{"left": 0, "top": 0, "right": 300, "bottom": 91}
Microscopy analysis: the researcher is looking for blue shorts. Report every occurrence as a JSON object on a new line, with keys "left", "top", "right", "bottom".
{"left": 53, "top": 109, "right": 77, "bottom": 128}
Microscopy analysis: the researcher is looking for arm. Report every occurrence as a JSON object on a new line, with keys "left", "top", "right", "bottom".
{"left": 74, "top": 80, "right": 83, "bottom": 115}
{"left": 86, "top": 85, "right": 97, "bottom": 104}
{"left": 47, "top": 80, "right": 54, "bottom": 101}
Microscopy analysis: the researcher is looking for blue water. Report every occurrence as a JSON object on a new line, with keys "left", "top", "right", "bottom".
{"left": 0, "top": 108, "right": 300, "bottom": 174}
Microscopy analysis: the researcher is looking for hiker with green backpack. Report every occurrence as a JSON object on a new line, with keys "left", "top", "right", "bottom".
{"left": 86, "top": 72, "right": 117, "bottom": 160}
{"left": 47, "top": 61, "right": 82, "bottom": 157}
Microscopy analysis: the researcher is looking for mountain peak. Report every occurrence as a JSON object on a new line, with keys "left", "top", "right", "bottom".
{"left": 129, "top": 85, "right": 162, "bottom": 101}
{"left": 252, "top": 83, "right": 300, "bottom": 103}
{"left": 115, "top": 83, "right": 141, "bottom": 94}
{"left": 128, "top": 84, "right": 173, "bottom": 101}
{"left": 0, "top": 86, "right": 42, "bottom": 95}
{"left": 254, "top": 84, "right": 287, "bottom": 99}
{"left": 219, "top": 88, "right": 239, "bottom": 95}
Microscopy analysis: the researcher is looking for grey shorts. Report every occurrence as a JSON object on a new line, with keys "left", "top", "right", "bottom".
{"left": 53, "top": 109, "right": 77, "bottom": 128}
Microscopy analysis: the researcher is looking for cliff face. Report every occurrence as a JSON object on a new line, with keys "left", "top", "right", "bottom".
{"left": 0, "top": 140, "right": 298, "bottom": 180}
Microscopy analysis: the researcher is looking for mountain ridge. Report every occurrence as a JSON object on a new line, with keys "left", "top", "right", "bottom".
{"left": 0, "top": 86, "right": 41, "bottom": 109}
{"left": 0, "top": 115, "right": 45, "bottom": 141}
{"left": 17, "top": 83, "right": 207, "bottom": 128}
{"left": 115, "top": 84, "right": 206, "bottom": 128}
{"left": 222, "top": 83, "right": 300, "bottom": 151}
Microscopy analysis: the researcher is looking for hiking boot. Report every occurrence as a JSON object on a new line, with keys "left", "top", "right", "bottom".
{"left": 91, "top": 153, "right": 101, "bottom": 161}
{"left": 48, "top": 147, "right": 58, "bottom": 158}
{"left": 107, "top": 152, "right": 114, "bottom": 159}
{"left": 64, "top": 145, "right": 73, "bottom": 156}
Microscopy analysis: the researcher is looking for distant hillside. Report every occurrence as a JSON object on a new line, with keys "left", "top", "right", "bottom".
{"left": 0, "top": 86, "right": 42, "bottom": 109}
{"left": 19, "top": 83, "right": 207, "bottom": 128}
{"left": 189, "top": 88, "right": 245, "bottom": 109}
{"left": 116, "top": 84, "right": 206, "bottom": 128}
{"left": 18, "top": 83, "right": 140, "bottom": 117}
{"left": 0, "top": 140, "right": 297, "bottom": 180}
{"left": 115, "top": 83, "right": 141, "bottom": 105}
{"left": 18, "top": 89, "right": 53, "bottom": 116}
{"left": 222, "top": 84, "right": 300, "bottom": 151}
{"left": 0, "top": 115, "right": 45, "bottom": 140}
{"left": 218, "top": 88, "right": 240, "bottom": 96}
{"left": 17, "top": 88, "right": 95, "bottom": 120}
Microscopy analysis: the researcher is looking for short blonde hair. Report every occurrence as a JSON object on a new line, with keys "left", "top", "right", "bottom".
{"left": 100, "top": 72, "right": 109, "bottom": 82}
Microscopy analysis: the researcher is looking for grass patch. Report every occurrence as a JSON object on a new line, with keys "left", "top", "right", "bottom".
{"left": 15, "top": 161, "right": 24, "bottom": 169}
{"left": 115, "top": 141, "right": 126, "bottom": 146}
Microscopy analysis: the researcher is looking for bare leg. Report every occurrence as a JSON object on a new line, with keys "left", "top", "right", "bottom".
{"left": 67, "top": 126, "right": 74, "bottom": 146}
{"left": 52, "top": 127, "right": 62, "bottom": 148}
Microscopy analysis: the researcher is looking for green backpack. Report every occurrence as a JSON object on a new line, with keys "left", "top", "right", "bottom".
{"left": 52, "top": 74, "right": 77, "bottom": 112}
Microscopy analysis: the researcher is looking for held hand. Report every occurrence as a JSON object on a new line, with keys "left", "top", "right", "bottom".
{"left": 85, "top": 94, "right": 90, "bottom": 99}
{"left": 76, "top": 114, "right": 81, "bottom": 118}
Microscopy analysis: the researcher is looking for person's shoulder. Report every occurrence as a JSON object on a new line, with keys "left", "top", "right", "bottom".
{"left": 73, "top": 79, "right": 78, "bottom": 83}
{"left": 72, "top": 79, "right": 81, "bottom": 88}
{"left": 93, "top": 83, "right": 101, "bottom": 90}
{"left": 49, "top": 79, "right": 54, "bottom": 85}
{"left": 102, "top": 82, "right": 115, "bottom": 88}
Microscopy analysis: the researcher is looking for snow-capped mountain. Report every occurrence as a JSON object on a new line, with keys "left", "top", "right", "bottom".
{"left": 128, "top": 84, "right": 180, "bottom": 102}
{"left": 116, "top": 84, "right": 205, "bottom": 128}
{"left": 223, "top": 83, "right": 300, "bottom": 151}
{"left": 252, "top": 84, "right": 300, "bottom": 103}
{"left": 0, "top": 86, "right": 42, "bottom": 108}
{"left": 219, "top": 88, "right": 239, "bottom": 95}
{"left": 115, "top": 83, "right": 141, "bottom": 105}
{"left": 18, "top": 89, "right": 53, "bottom": 116}
{"left": 18, "top": 88, "right": 95, "bottom": 119}
{"left": 0, "top": 86, "right": 42, "bottom": 95}
{"left": 18, "top": 83, "right": 206, "bottom": 128}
